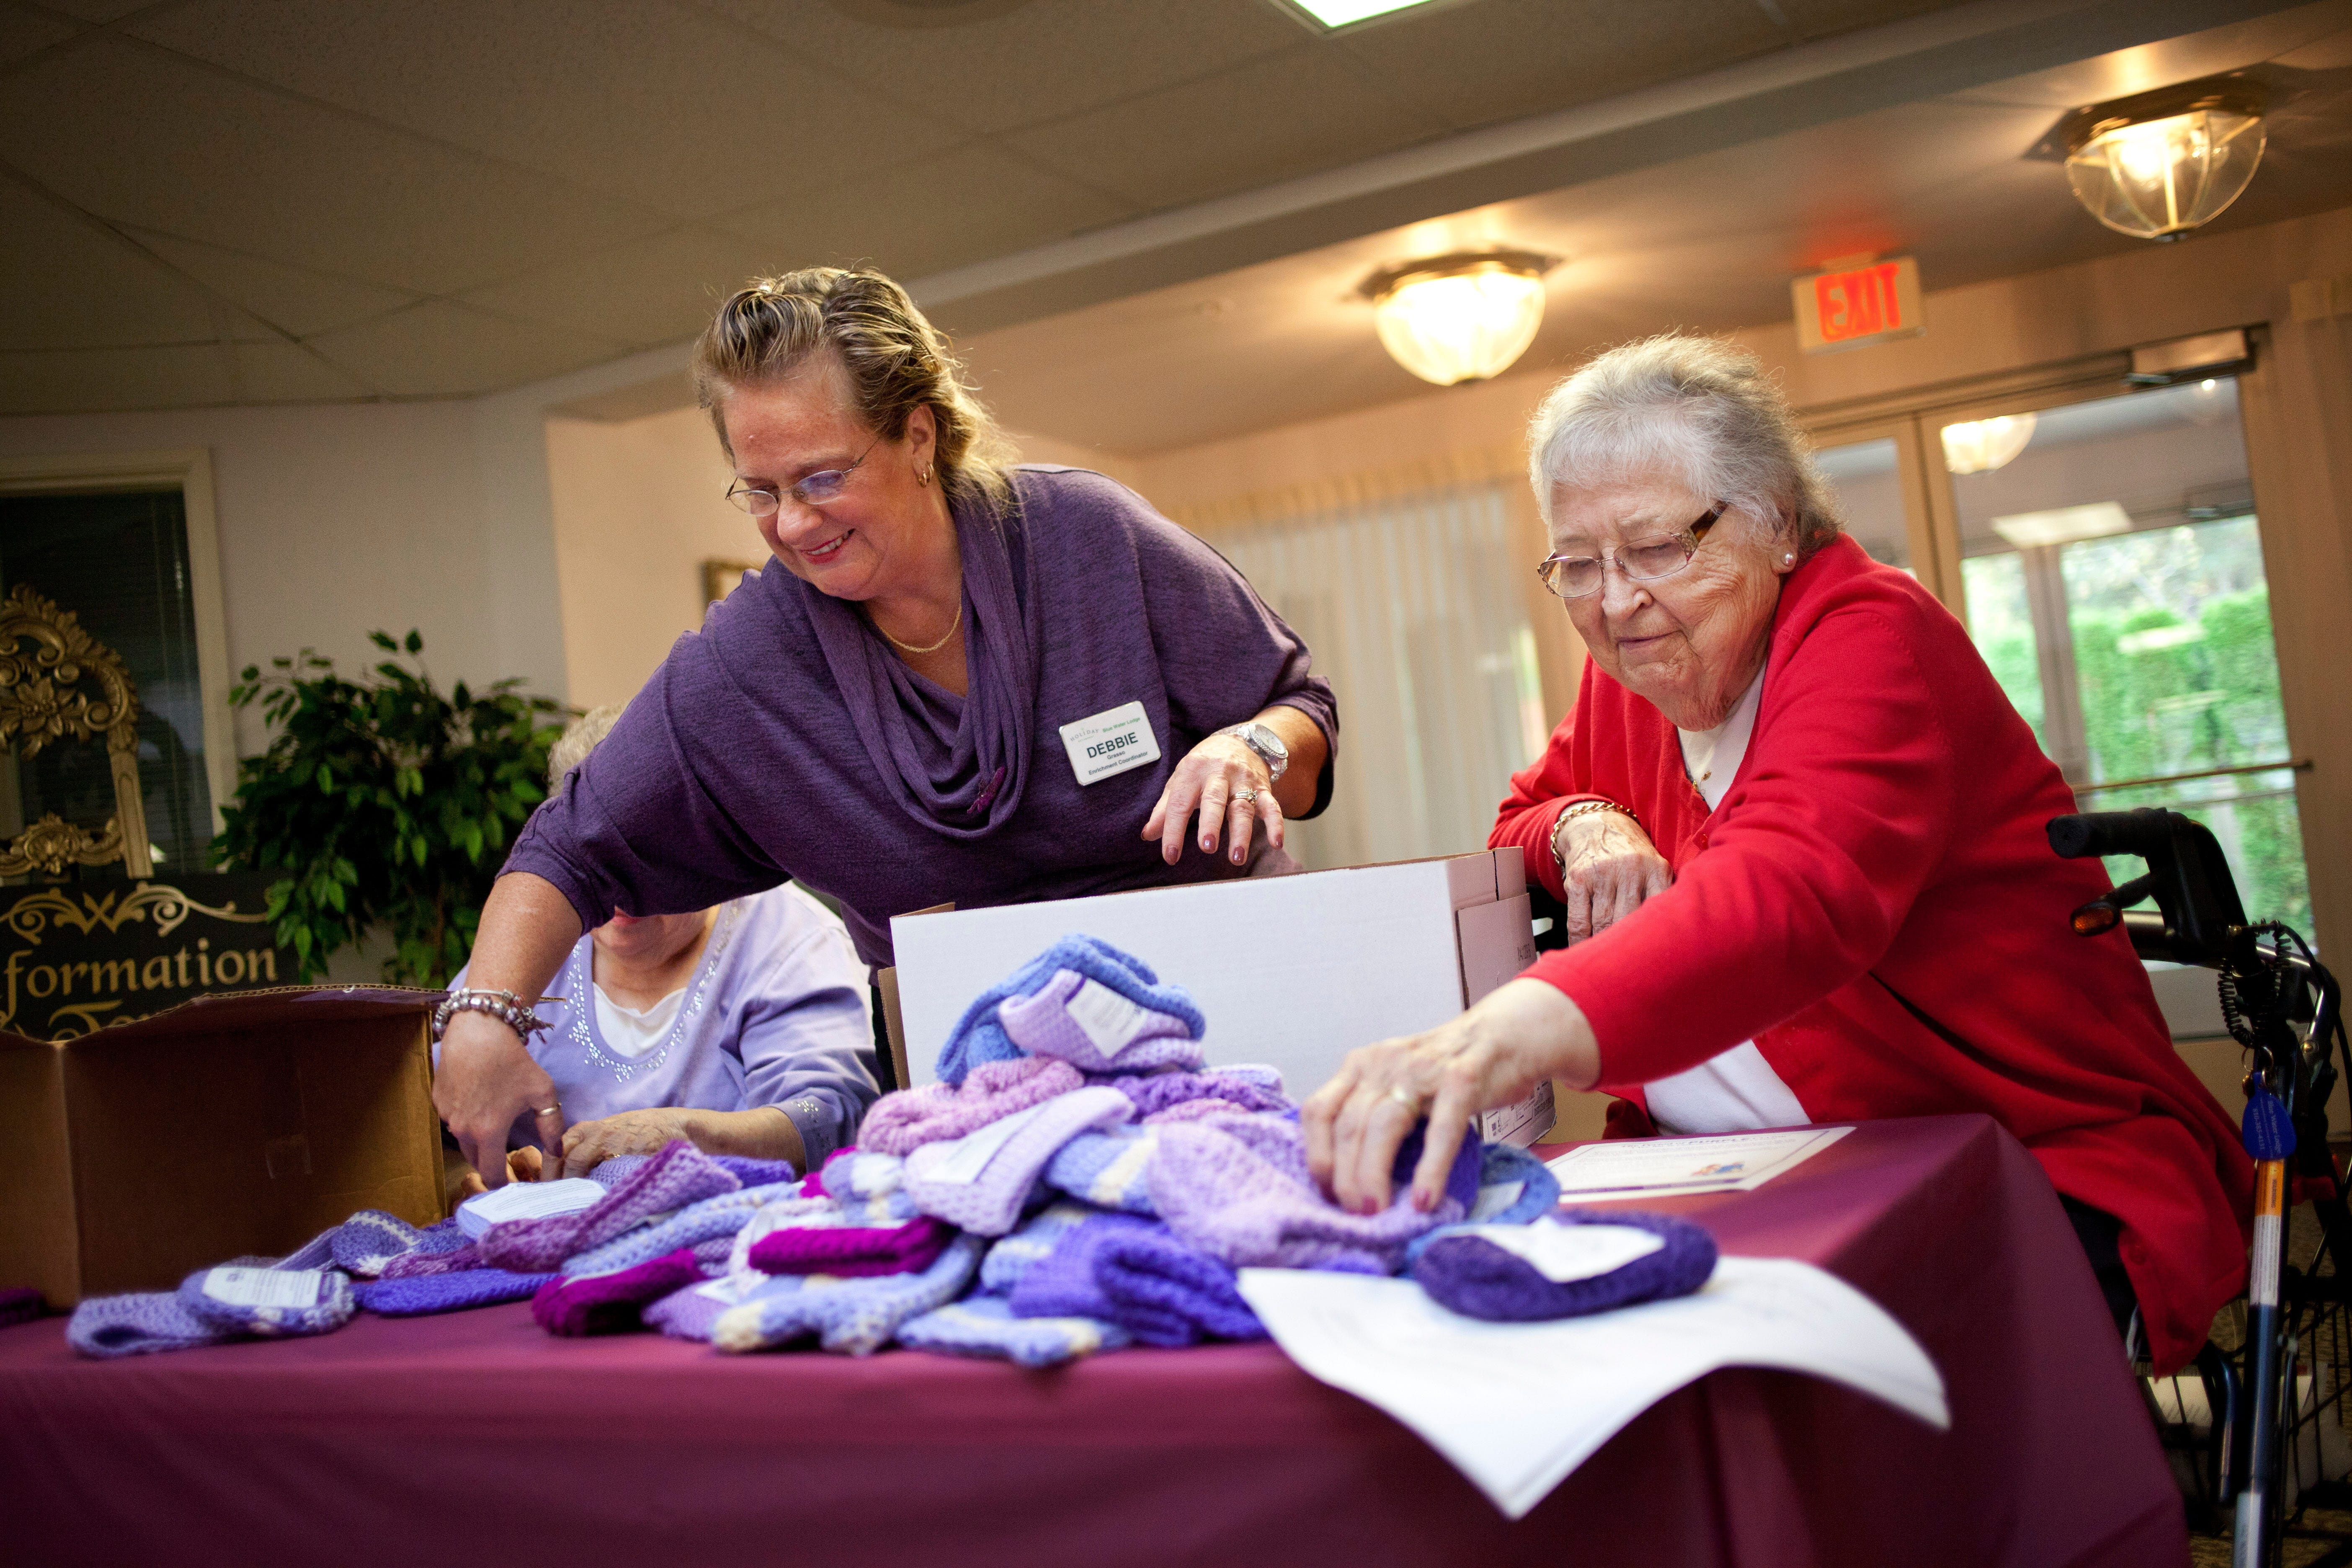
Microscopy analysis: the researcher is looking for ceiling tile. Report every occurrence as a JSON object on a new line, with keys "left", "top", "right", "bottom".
{"left": 0, "top": 343, "right": 235, "bottom": 414}
{"left": 713, "top": 142, "right": 1135, "bottom": 284}
{"left": 1003, "top": 45, "right": 1442, "bottom": 210}
{"left": 701, "top": 0, "right": 1305, "bottom": 136}
{"left": 1331, "top": 0, "right": 1787, "bottom": 133}
{"left": 0, "top": 4, "right": 77, "bottom": 67}
{"left": 304, "top": 301, "right": 633, "bottom": 397}
{"left": 458, "top": 227, "right": 792, "bottom": 347}
{"left": 126, "top": 229, "right": 421, "bottom": 338}
{"left": 0, "top": 176, "right": 224, "bottom": 349}
{"left": 0, "top": 37, "right": 673, "bottom": 294}
{"left": 125, "top": 0, "right": 963, "bottom": 220}
{"left": 228, "top": 340, "right": 375, "bottom": 402}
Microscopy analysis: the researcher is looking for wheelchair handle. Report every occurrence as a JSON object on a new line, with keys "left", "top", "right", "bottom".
{"left": 2047, "top": 808, "right": 2176, "bottom": 862}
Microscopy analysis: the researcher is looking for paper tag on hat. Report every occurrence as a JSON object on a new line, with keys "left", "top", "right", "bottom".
{"left": 457, "top": 1177, "right": 607, "bottom": 1238}
{"left": 696, "top": 1273, "right": 761, "bottom": 1306}
{"left": 1467, "top": 1181, "right": 1528, "bottom": 1223}
{"left": 1063, "top": 977, "right": 1163, "bottom": 1060}
{"left": 925, "top": 1100, "right": 1052, "bottom": 1186}
{"left": 1463, "top": 1223, "right": 1663, "bottom": 1283}
{"left": 204, "top": 1266, "right": 324, "bottom": 1310}
{"left": 1058, "top": 701, "right": 1161, "bottom": 786}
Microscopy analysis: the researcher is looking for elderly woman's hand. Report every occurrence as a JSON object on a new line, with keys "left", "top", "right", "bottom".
{"left": 1555, "top": 808, "right": 1674, "bottom": 943}
{"left": 1303, "top": 978, "right": 1598, "bottom": 1215}
{"left": 1143, "top": 732, "right": 1282, "bottom": 868}
{"left": 549, "top": 1108, "right": 704, "bottom": 1179}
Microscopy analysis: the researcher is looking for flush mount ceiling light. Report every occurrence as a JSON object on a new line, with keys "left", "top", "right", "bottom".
{"left": 1280, "top": 0, "right": 1449, "bottom": 27}
{"left": 1359, "top": 250, "right": 1559, "bottom": 387}
{"left": 1940, "top": 413, "right": 2037, "bottom": 475}
{"left": 2055, "top": 77, "right": 2268, "bottom": 242}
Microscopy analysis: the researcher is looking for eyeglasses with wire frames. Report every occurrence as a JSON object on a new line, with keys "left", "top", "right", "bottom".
{"left": 725, "top": 436, "right": 882, "bottom": 517}
{"left": 1535, "top": 502, "right": 1728, "bottom": 600}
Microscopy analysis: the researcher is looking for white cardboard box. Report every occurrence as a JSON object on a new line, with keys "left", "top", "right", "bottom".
{"left": 889, "top": 850, "right": 1555, "bottom": 1146}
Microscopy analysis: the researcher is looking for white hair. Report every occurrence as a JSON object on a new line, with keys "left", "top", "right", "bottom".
{"left": 1526, "top": 333, "right": 1843, "bottom": 556}
{"left": 547, "top": 702, "right": 627, "bottom": 790}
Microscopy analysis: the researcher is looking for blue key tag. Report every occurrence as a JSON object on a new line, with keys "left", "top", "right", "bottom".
{"left": 2243, "top": 1084, "right": 2297, "bottom": 1161}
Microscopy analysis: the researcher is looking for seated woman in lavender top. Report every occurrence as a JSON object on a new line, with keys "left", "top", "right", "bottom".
{"left": 435, "top": 266, "right": 1338, "bottom": 1187}
{"left": 448, "top": 705, "right": 878, "bottom": 1187}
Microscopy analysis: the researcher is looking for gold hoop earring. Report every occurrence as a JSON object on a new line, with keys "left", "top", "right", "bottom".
{"left": 918, "top": 466, "right": 933, "bottom": 487}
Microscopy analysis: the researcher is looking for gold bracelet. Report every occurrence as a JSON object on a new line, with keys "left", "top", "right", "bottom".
{"left": 1550, "top": 798, "right": 1635, "bottom": 881}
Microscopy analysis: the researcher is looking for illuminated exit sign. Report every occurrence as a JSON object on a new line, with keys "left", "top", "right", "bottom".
{"left": 1793, "top": 255, "right": 1923, "bottom": 353}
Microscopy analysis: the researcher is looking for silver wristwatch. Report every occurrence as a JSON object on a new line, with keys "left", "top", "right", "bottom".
{"left": 1222, "top": 721, "right": 1289, "bottom": 781}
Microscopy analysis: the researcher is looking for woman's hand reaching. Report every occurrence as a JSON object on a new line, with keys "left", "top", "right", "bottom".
{"left": 1143, "top": 732, "right": 1282, "bottom": 868}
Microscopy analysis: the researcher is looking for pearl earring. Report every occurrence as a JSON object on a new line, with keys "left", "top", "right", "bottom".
{"left": 1782, "top": 552, "right": 1795, "bottom": 564}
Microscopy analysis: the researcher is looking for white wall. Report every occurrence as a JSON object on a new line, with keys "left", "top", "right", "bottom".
{"left": 0, "top": 400, "right": 547, "bottom": 758}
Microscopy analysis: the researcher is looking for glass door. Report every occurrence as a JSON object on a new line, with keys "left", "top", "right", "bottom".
{"left": 1933, "top": 378, "right": 2309, "bottom": 935}
{"left": 1928, "top": 377, "right": 2314, "bottom": 1050}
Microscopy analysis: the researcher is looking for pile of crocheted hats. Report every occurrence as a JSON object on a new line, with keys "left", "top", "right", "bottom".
{"left": 65, "top": 934, "right": 1718, "bottom": 1362}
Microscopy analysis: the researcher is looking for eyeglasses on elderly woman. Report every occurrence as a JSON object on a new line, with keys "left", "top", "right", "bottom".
{"left": 725, "top": 436, "right": 882, "bottom": 517}
{"left": 1535, "top": 501, "right": 1728, "bottom": 600}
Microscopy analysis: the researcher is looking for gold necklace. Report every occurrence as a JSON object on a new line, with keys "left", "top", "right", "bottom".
{"left": 872, "top": 599, "right": 962, "bottom": 656}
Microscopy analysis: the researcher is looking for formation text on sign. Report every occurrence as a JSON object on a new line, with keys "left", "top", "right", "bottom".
{"left": 1793, "top": 256, "right": 1924, "bottom": 353}
{"left": 0, "top": 874, "right": 291, "bottom": 1039}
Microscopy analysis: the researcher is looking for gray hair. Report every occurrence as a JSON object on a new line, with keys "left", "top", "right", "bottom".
{"left": 1526, "top": 333, "right": 1843, "bottom": 557}
{"left": 548, "top": 702, "right": 627, "bottom": 790}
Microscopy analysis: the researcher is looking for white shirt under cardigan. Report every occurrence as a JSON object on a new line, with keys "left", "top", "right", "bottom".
{"left": 1638, "top": 665, "right": 1811, "bottom": 1136}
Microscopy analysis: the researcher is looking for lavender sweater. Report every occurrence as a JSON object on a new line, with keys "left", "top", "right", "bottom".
{"left": 506, "top": 466, "right": 1338, "bottom": 967}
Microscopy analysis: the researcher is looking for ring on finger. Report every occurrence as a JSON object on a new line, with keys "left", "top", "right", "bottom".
{"left": 1385, "top": 1085, "right": 1425, "bottom": 1116}
{"left": 1233, "top": 788, "right": 1259, "bottom": 806}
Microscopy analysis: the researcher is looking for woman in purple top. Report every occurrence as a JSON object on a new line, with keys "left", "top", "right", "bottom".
{"left": 435, "top": 268, "right": 1337, "bottom": 1187}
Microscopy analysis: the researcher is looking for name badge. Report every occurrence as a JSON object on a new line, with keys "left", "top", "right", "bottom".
{"left": 1059, "top": 701, "right": 1162, "bottom": 786}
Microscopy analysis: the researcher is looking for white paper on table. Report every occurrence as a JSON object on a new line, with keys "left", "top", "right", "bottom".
{"left": 456, "top": 1176, "right": 607, "bottom": 1238}
{"left": 1544, "top": 1126, "right": 1853, "bottom": 1197}
{"left": 1238, "top": 1256, "right": 1947, "bottom": 1519}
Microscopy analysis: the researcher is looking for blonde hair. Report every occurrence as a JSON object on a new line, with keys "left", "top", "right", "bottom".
{"left": 548, "top": 703, "right": 627, "bottom": 790}
{"left": 1527, "top": 333, "right": 1844, "bottom": 558}
{"left": 692, "top": 267, "right": 1016, "bottom": 514}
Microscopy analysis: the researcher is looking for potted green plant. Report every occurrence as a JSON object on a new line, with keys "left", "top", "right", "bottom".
{"left": 212, "top": 631, "right": 570, "bottom": 985}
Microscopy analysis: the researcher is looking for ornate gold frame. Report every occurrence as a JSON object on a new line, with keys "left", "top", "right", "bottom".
{"left": 0, "top": 583, "right": 152, "bottom": 878}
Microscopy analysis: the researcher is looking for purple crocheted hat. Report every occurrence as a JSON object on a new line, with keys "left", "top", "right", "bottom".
{"left": 1410, "top": 1207, "right": 1718, "bottom": 1322}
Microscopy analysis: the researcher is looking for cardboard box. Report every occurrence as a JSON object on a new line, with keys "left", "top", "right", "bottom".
{"left": 0, "top": 986, "right": 446, "bottom": 1308}
{"left": 890, "top": 850, "right": 1555, "bottom": 1145}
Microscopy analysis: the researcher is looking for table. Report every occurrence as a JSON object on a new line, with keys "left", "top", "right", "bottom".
{"left": 0, "top": 1115, "right": 2184, "bottom": 1567}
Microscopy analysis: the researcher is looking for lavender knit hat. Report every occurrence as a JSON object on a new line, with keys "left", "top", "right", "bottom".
{"left": 861, "top": 1057, "right": 1085, "bottom": 1156}
{"left": 1008, "top": 1212, "right": 1263, "bottom": 1346}
{"left": 176, "top": 1265, "right": 357, "bottom": 1338}
{"left": 1411, "top": 1207, "right": 1718, "bottom": 1322}
{"left": 998, "top": 966, "right": 1205, "bottom": 1074}
{"left": 934, "top": 935, "right": 1193, "bottom": 1083}
{"left": 1150, "top": 1114, "right": 1477, "bottom": 1272}
{"left": 899, "top": 1292, "right": 1130, "bottom": 1368}
{"left": 902, "top": 1085, "right": 1134, "bottom": 1236}
{"left": 478, "top": 1140, "right": 740, "bottom": 1272}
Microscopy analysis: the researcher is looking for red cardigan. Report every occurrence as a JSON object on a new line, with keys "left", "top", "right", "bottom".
{"left": 1493, "top": 535, "right": 2251, "bottom": 1372}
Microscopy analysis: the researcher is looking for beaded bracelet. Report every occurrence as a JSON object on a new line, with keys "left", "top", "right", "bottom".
{"left": 431, "top": 987, "right": 560, "bottom": 1045}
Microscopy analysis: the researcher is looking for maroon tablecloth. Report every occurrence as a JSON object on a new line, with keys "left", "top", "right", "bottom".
{"left": 0, "top": 1115, "right": 2183, "bottom": 1567}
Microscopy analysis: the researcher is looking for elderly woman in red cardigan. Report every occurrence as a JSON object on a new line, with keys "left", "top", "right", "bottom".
{"left": 1302, "top": 333, "right": 2251, "bottom": 1374}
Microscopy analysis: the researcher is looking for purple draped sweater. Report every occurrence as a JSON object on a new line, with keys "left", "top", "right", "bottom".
{"left": 505, "top": 466, "right": 1339, "bottom": 969}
